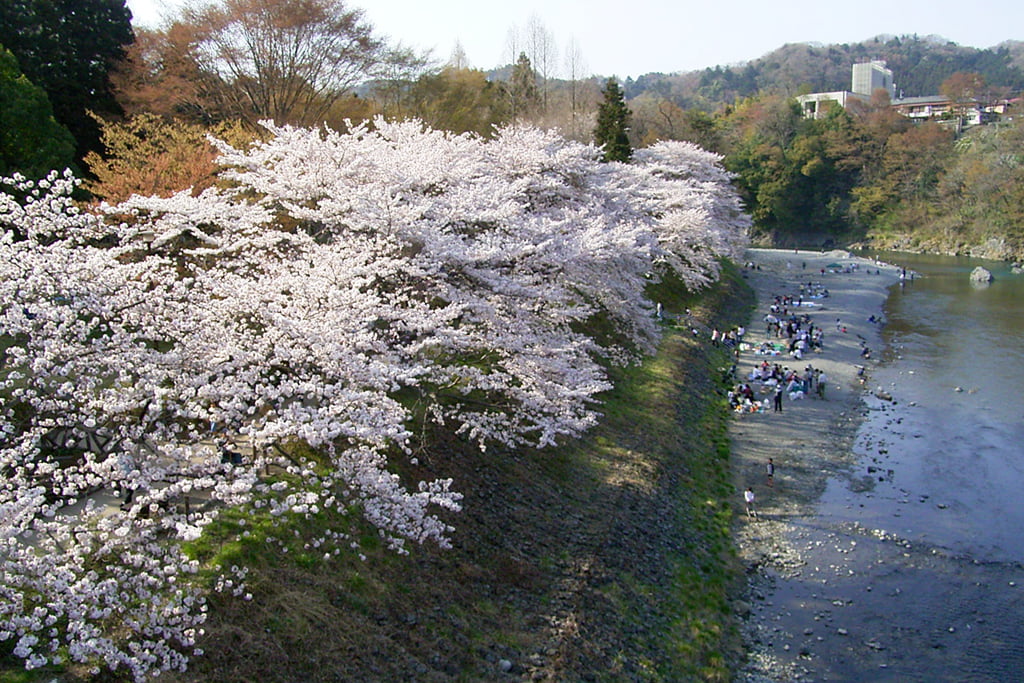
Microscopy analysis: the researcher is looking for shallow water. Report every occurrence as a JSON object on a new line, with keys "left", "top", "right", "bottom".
{"left": 823, "top": 253, "right": 1024, "bottom": 560}
{"left": 760, "top": 253, "right": 1024, "bottom": 682}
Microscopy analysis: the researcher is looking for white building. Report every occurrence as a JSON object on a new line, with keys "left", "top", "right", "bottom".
{"left": 852, "top": 61, "right": 896, "bottom": 100}
{"left": 796, "top": 60, "right": 895, "bottom": 119}
{"left": 796, "top": 60, "right": 1010, "bottom": 128}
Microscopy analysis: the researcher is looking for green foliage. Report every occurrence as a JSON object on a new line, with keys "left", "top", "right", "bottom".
{"left": 711, "top": 86, "right": 1024, "bottom": 257}
{"left": 628, "top": 36, "right": 1024, "bottom": 113}
{"left": 0, "top": 46, "right": 76, "bottom": 178}
{"left": 928, "top": 117, "right": 1024, "bottom": 251}
{"left": 406, "top": 66, "right": 509, "bottom": 136}
{"left": 720, "top": 95, "right": 815, "bottom": 235}
{"left": 594, "top": 77, "right": 632, "bottom": 162}
{"left": 0, "top": 665, "right": 60, "bottom": 683}
{"left": 0, "top": 0, "right": 134, "bottom": 162}
{"left": 507, "top": 52, "right": 540, "bottom": 120}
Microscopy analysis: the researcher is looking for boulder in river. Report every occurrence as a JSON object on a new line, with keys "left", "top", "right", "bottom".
{"left": 969, "top": 266, "right": 993, "bottom": 284}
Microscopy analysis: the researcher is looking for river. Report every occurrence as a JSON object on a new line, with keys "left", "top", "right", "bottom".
{"left": 829, "top": 253, "right": 1024, "bottom": 562}
{"left": 758, "top": 252, "right": 1024, "bottom": 682}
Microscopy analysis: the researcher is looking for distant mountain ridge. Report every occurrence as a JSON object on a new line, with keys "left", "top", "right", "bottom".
{"left": 623, "top": 35, "right": 1024, "bottom": 110}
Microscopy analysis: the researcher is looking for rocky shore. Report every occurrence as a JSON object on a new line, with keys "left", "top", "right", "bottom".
{"left": 728, "top": 248, "right": 900, "bottom": 681}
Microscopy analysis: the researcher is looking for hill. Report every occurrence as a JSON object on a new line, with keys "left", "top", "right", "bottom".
{"left": 623, "top": 35, "right": 1024, "bottom": 110}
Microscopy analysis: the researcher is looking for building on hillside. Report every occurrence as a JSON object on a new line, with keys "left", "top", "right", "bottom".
{"left": 852, "top": 61, "right": 896, "bottom": 100}
{"left": 797, "top": 60, "right": 1011, "bottom": 129}
{"left": 890, "top": 95, "right": 956, "bottom": 121}
{"left": 796, "top": 60, "right": 894, "bottom": 119}
{"left": 796, "top": 90, "right": 867, "bottom": 119}
{"left": 890, "top": 95, "right": 969, "bottom": 134}
{"left": 891, "top": 95, "right": 1003, "bottom": 131}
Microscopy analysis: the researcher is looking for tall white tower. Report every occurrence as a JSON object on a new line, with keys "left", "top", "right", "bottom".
{"left": 852, "top": 61, "right": 896, "bottom": 98}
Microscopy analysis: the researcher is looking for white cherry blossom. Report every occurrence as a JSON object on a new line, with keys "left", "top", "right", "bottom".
{"left": 0, "top": 123, "right": 748, "bottom": 678}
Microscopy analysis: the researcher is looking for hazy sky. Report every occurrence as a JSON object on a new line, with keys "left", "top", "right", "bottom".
{"left": 126, "top": 0, "right": 1022, "bottom": 79}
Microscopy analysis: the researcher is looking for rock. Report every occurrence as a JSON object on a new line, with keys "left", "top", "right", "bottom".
{"left": 969, "top": 266, "right": 993, "bottom": 284}
{"left": 498, "top": 659, "right": 513, "bottom": 672}
{"left": 971, "top": 238, "right": 1013, "bottom": 260}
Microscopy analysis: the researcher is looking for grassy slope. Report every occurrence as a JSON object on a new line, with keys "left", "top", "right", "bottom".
{"left": 2, "top": 263, "right": 756, "bottom": 683}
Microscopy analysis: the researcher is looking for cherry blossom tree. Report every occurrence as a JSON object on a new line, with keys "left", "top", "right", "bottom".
{"left": 0, "top": 120, "right": 747, "bottom": 678}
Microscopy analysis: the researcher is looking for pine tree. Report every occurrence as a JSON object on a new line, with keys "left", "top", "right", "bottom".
{"left": 508, "top": 52, "right": 539, "bottom": 121}
{"left": 0, "top": 47, "right": 76, "bottom": 178}
{"left": 0, "top": 0, "right": 134, "bottom": 163}
{"left": 594, "top": 77, "right": 632, "bottom": 162}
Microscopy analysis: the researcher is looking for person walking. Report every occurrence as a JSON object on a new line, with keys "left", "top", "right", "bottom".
{"left": 744, "top": 487, "right": 758, "bottom": 519}
{"left": 766, "top": 458, "right": 775, "bottom": 487}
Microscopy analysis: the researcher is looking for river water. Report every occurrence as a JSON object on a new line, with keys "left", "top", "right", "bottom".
{"left": 828, "top": 253, "right": 1024, "bottom": 562}
{"left": 758, "top": 252, "right": 1024, "bottom": 682}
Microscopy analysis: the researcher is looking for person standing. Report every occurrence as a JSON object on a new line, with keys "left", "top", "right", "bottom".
{"left": 773, "top": 384, "right": 783, "bottom": 412}
{"left": 767, "top": 458, "right": 775, "bottom": 487}
{"left": 744, "top": 487, "right": 758, "bottom": 519}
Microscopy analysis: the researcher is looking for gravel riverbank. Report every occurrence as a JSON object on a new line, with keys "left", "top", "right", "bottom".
{"left": 728, "top": 248, "right": 901, "bottom": 681}
{"left": 731, "top": 249, "right": 1024, "bottom": 683}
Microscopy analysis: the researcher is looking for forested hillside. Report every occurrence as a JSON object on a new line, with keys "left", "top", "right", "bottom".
{"left": 620, "top": 36, "right": 1024, "bottom": 260}
{"left": 625, "top": 35, "right": 1024, "bottom": 111}
{"left": 709, "top": 97, "right": 1024, "bottom": 259}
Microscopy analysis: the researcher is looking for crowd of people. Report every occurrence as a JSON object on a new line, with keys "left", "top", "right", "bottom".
{"left": 660, "top": 254, "right": 890, "bottom": 519}
{"left": 726, "top": 253, "right": 905, "bottom": 530}
{"left": 727, "top": 360, "right": 828, "bottom": 414}
{"left": 727, "top": 259, "right": 868, "bottom": 519}
{"left": 722, "top": 278, "right": 838, "bottom": 415}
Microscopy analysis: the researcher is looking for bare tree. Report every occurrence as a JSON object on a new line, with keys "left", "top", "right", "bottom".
{"left": 525, "top": 14, "right": 558, "bottom": 115}
{"left": 371, "top": 43, "right": 435, "bottom": 120}
{"left": 504, "top": 26, "right": 522, "bottom": 68}
{"left": 184, "top": 0, "right": 394, "bottom": 126}
{"left": 449, "top": 41, "right": 469, "bottom": 70}
{"left": 563, "top": 37, "right": 589, "bottom": 138}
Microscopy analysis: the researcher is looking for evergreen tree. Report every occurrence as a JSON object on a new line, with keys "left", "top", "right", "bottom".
{"left": 0, "top": 0, "right": 134, "bottom": 163}
{"left": 594, "top": 77, "right": 631, "bottom": 162}
{"left": 0, "top": 46, "right": 76, "bottom": 178}
{"left": 508, "top": 52, "right": 539, "bottom": 120}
